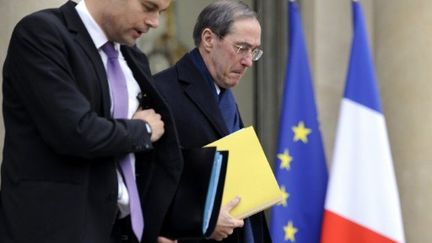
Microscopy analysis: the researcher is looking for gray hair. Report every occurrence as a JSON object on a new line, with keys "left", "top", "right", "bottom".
{"left": 192, "top": 0, "right": 258, "bottom": 46}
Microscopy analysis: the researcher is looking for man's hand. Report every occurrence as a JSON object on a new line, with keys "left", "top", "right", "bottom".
{"left": 210, "top": 196, "right": 244, "bottom": 241}
{"left": 133, "top": 108, "right": 164, "bottom": 142}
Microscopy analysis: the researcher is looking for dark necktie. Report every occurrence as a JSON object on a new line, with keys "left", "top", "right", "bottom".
{"left": 218, "top": 89, "right": 240, "bottom": 133}
{"left": 102, "top": 42, "right": 144, "bottom": 241}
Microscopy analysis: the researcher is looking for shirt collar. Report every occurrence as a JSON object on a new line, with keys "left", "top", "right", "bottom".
{"left": 75, "top": 0, "right": 119, "bottom": 50}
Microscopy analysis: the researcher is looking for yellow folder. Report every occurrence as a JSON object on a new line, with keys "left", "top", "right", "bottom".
{"left": 205, "top": 126, "right": 282, "bottom": 219}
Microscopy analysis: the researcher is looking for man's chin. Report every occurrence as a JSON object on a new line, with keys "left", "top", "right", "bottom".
{"left": 226, "top": 80, "right": 241, "bottom": 88}
{"left": 118, "top": 38, "right": 137, "bottom": 47}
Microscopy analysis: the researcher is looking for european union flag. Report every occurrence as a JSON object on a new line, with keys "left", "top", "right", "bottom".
{"left": 270, "top": 2, "right": 328, "bottom": 242}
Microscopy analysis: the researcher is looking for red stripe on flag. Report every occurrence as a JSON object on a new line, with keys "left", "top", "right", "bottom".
{"left": 321, "top": 210, "right": 397, "bottom": 243}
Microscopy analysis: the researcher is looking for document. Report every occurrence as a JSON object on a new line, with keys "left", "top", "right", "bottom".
{"left": 206, "top": 126, "right": 283, "bottom": 219}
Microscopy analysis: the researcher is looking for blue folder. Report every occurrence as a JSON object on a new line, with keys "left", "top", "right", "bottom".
{"left": 160, "top": 147, "right": 228, "bottom": 239}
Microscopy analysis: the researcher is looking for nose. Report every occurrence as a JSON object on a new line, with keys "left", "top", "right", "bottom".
{"left": 145, "top": 12, "right": 161, "bottom": 28}
{"left": 240, "top": 55, "right": 253, "bottom": 67}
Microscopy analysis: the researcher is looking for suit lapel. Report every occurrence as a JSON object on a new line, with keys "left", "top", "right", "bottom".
{"left": 177, "top": 56, "right": 229, "bottom": 137}
{"left": 121, "top": 46, "right": 167, "bottom": 114}
{"left": 121, "top": 46, "right": 153, "bottom": 98}
{"left": 60, "top": 1, "right": 111, "bottom": 117}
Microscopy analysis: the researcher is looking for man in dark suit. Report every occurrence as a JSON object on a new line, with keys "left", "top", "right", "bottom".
{"left": 154, "top": 1, "right": 271, "bottom": 242}
{"left": 0, "top": 0, "right": 181, "bottom": 242}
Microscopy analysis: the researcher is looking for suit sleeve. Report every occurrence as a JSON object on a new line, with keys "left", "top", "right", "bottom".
{"left": 3, "top": 13, "right": 152, "bottom": 159}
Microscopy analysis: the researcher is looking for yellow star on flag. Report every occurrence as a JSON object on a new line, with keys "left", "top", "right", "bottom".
{"left": 278, "top": 185, "right": 289, "bottom": 207}
{"left": 277, "top": 149, "right": 293, "bottom": 171}
{"left": 292, "top": 121, "right": 312, "bottom": 143}
{"left": 284, "top": 220, "right": 298, "bottom": 242}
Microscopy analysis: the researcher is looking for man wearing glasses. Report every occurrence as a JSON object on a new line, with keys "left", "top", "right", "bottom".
{"left": 154, "top": 1, "right": 269, "bottom": 242}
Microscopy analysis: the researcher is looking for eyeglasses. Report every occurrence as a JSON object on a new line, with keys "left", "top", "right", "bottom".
{"left": 232, "top": 43, "right": 264, "bottom": 61}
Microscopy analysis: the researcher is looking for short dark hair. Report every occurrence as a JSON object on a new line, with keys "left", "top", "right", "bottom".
{"left": 192, "top": 0, "right": 258, "bottom": 46}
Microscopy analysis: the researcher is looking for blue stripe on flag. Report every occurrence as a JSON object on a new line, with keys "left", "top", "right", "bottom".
{"left": 344, "top": 2, "right": 382, "bottom": 113}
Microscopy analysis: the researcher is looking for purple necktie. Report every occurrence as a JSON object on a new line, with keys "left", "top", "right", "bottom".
{"left": 102, "top": 42, "right": 144, "bottom": 241}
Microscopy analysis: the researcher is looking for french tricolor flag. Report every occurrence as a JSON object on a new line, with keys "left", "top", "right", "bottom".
{"left": 320, "top": 1, "right": 405, "bottom": 243}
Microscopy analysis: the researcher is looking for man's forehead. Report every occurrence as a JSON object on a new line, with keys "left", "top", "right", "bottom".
{"left": 226, "top": 19, "right": 261, "bottom": 44}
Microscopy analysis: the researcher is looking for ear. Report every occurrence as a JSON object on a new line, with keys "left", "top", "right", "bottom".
{"left": 201, "top": 28, "right": 215, "bottom": 52}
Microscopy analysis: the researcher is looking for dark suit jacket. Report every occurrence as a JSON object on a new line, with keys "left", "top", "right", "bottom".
{"left": 0, "top": 2, "right": 182, "bottom": 243}
{"left": 153, "top": 53, "right": 272, "bottom": 243}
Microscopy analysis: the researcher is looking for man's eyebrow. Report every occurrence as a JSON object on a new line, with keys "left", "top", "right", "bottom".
{"left": 149, "top": 2, "right": 158, "bottom": 9}
{"left": 142, "top": 0, "right": 159, "bottom": 11}
{"left": 235, "top": 41, "right": 251, "bottom": 46}
{"left": 235, "top": 41, "right": 260, "bottom": 49}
